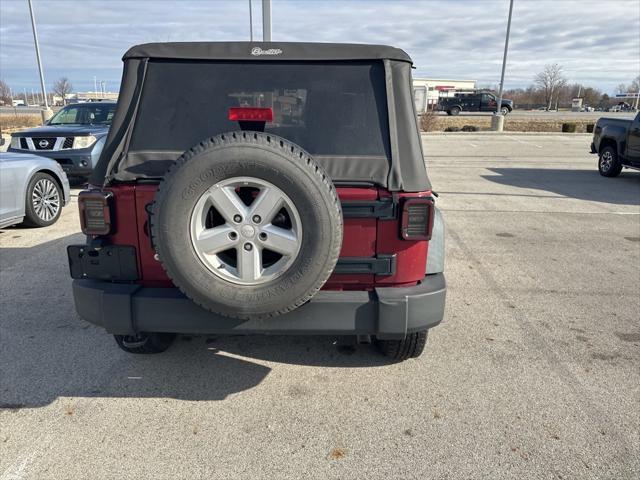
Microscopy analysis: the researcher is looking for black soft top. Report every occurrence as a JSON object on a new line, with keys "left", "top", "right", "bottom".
{"left": 92, "top": 42, "right": 430, "bottom": 192}
{"left": 123, "top": 41, "right": 413, "bottom": 63}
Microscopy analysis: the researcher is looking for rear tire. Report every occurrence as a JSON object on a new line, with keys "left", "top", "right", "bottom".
{"left": 376, "top": 331, "right": 428, "bottom": 361}
{"left": 598, "top": 146, "right": 622, "bottom": 177}
{"left": 500, "top": 106, "right": 510, "bottom": 115}
{"left": 114, "top": 333, "right": 176, "bottom": 354}
{"left": 450, "top": 106, "right": 461, "bottom": 116}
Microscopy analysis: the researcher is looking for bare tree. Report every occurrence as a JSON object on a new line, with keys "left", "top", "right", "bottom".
{"left": 0, "top": 79, "right": 11, "bottom": 105}
{"left": 598, "top": 93, "right": 612, "bottom": 109}
{"left": 581, "top": 87, "right": 601, "bottom": 107}
{"left": 534, "top": 64, "right": 567, "bottom": 110}
{"left": 52, "top": 77, "right": 73, "bottom": 105}
{"left": 616, "top": 83, "right": 628, "bottom": 94}
{"left": 564, "top": 83, "right": 601, "bottom": 108}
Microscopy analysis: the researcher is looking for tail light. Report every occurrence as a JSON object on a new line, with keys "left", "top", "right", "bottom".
{"left": 400, "top": 198, "right": 434, "bottom": 240}
{"left": 228, "top": 107, "right": 274, "bottom": 122}
{"left": 78, "top": 190, "right": 113, "bottom": 236}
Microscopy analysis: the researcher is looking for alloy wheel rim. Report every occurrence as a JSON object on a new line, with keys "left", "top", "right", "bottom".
{"left": 189, "top": 176, "right": 302, "bottom": 285}
{"left": 32, "top": 179, "right": 60, "bottom": 221}
{"left": 601, "top": 151, "right": 613, "bottom": 171}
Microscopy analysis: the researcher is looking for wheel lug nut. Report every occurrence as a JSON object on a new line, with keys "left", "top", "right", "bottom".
{"left": 229, "top": 232, "right": 238, "bottom": 240}
{"left": 259, "top": 232, "right": 267, "bottom": 241}
{"left": 252, "top": 215, "right": 261, "bottom": 224}
{"left": 244, "top": 243, "right": 253, "bottom": 251}
{"left": 233, "top": 215, "right": 243, "bottom": 223}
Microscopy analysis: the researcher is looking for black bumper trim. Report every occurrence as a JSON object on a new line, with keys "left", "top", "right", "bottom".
{"left": 341, "top": 199, "right": 396, "bottom": 219}
{"left": 335, "top": 255, "right": 396, "bottom": 275}
{"left": 71, "top": 273, "right": 446, "bottom": 339}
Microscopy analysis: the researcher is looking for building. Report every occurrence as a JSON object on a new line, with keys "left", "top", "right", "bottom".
{"left": 76, "top": 91, "right": 119, "bottom": 102}
{"left": 52, "top": 91, "right": 119, "bottom": 105}
{"left": 413, "top": 78, "right": 476, "bottom": 113}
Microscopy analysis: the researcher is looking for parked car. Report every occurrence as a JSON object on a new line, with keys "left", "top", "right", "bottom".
{"left": 438, "top": 91, "right": 513, "bottom": 115}
{"left": 8, "top": 102, "right": 116, "bottom": 182}
{"left": 0, "top": 152, "right": 70, "bottom": 228}
{"left": 67, "top": 42, "right": 447, "bottom": 360}
{"left": 590, "top": 112, "right": 640, "bottom": 176}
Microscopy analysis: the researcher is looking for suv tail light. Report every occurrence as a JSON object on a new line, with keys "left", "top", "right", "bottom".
{"left": 79, "top": 190, "right": 113, "bottom": 236}
{"left": 400, "top": 198, "right": 434, "bottom": 240}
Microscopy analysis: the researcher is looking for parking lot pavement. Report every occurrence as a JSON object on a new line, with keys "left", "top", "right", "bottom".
{"left": 1, "top": 134, "right": 639, "bottom": 480}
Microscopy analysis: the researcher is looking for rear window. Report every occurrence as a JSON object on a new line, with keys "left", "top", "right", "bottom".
{"left": 129, "top": 60, "right": 390, "bottom": 159}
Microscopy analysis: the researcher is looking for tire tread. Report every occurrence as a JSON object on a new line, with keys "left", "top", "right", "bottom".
{"left": 598, "top": 146, "right": 623, "bottom": 177}
{"left": 377, "top": 331, "right": 428, "bottom": 361}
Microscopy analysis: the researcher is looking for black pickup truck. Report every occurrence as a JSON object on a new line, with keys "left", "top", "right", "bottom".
{"left": 591, "top": 112, "right": 640, "bottom": 176}
{"left": 438, "top": 91, "right": 513, "bottom": 116}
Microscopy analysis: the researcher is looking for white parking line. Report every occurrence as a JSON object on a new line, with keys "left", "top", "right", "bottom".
{"left": 506, "top": 136, "right": 543, "bottom": 148}
{"left": 0, "top": 451, "right": 34, "bottom": 480}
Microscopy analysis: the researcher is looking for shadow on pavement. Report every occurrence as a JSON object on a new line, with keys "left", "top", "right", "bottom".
{"left": 483, "top": 168, "right": 640, "bottom": 206}
{"left": 1, "top": 234, "right": 391, "bottom": 409}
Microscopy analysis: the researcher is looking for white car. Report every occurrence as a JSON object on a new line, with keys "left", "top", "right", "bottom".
{"left": 0, "top": 152, "right": 71, "bottom": 228}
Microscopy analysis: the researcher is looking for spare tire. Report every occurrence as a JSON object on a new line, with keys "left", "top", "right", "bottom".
{"left": 151, "top": 131, "right": 343, "bottom": 320}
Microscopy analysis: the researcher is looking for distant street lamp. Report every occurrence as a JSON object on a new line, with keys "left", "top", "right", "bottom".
{"left": 492, "top": 0, "right": 514, "bottom": 132}
{"left": 27, "top": 0, "right": 52, "bottom": 120}
{"left": 249, "top": 0, "right": 253, "bottom": 41}
{"left": 262, "top": 0, "right": 271, "bottom": 41}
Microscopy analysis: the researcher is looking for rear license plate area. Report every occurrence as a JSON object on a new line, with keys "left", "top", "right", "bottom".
{"left": 67, "top": 245, "right": 138, "bottom": 281}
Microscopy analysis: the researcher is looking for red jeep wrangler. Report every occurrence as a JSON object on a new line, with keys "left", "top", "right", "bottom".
{"left": 68, "top": 42, "right": 446, "bottom": 361}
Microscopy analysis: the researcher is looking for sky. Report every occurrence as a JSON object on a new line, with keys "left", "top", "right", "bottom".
{"left": 1, "top": 0, "right": 639, "bottom": 95}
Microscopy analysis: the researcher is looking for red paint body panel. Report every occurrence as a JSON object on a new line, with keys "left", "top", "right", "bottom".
{"left": 103, "top": 185, "right": 141, "bottom": 275}
{"left": 134, "top": 184, "right": 173, "bottom": 287}
{"left": 325, "top": 187, "right": 377, "bottom": 289}
{"left": 103, "top": 184, "right": 432, "bottom": 290}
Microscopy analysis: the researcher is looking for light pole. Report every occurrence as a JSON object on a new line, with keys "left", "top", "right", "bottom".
{"left": 492, "top": 0, "right": 514, "bottom": 132}
{"left": 249, "top": 0, "right": 253, "bottom": 41}
{"left": 262, "top": 0, "right": 271, "bottom": 42}
{"left": 27, "top": 0, "right": 52, "bottom": 120}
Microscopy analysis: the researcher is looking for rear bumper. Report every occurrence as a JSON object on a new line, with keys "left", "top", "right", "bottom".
{"left": 71, "top": 274, "right": 446, "bottom": 339}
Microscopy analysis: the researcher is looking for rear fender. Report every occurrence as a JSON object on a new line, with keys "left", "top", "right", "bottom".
{"left": 598, "top": 136, "right": 620, "bottom": 156}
